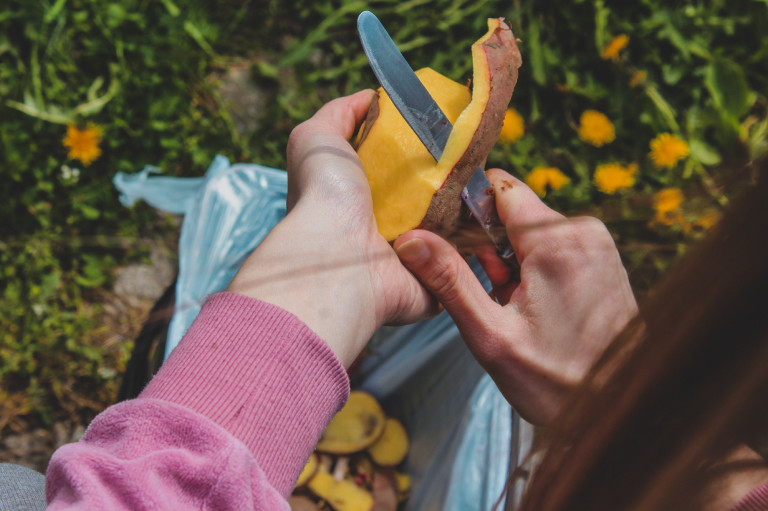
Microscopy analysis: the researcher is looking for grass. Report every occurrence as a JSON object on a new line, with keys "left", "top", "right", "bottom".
{"left": 1, "top": 0, "right": 767, "bottom": 436}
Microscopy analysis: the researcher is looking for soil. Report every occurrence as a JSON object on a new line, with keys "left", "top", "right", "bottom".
{"left": 1, "top": 423, "right": 87, "bottom": 473}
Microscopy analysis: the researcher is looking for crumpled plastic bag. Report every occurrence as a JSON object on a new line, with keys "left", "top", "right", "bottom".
{"left": 116, "top": 155, "right": 287, "bottom": 358}
{"left": 114, "top": 156, "right": 531, "bottom": 510}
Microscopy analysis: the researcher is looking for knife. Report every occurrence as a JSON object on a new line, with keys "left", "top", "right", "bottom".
{"left": 357, "top": 10, "right": 519, "bottom": 275}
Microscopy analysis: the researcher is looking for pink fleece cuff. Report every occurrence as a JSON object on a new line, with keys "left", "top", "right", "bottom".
{"left": 139, "top": 292, "right": 350, "bottom": 497}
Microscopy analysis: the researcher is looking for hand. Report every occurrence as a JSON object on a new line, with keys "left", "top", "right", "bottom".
{"left": 228, "top": 91, "right": 435, "bottom": 367}
{"left": 393, "top": 169, "right": 638, "bottom": 425}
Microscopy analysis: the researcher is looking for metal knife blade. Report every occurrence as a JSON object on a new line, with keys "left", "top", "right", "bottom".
{"left": 357, "top": 10, "right": 518, "bottom": 273}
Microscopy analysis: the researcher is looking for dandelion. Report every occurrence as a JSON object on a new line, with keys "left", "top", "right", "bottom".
{"left": 63, "top": 123, "right": 103, "bottom": 166}
{"left": 499, "top": 108, "right": 525, "bottom": 143}
{"left": 601, "top": 34, "right": 630, "bottom": 61}
{"left": 694, "top": 211, "right": 721, "bottom": 231}
{"left": 652, "top": 187, "right": 688, "bottom": 229}
{"left": 526, "top": 167, "right": 570, "bottom": 197}
{"left": 653, "top": 188, "right": 684, "bottom": 215}
{"left": 629, "top": 70, "right": 647, "bottom": 88}
{"left": 594, "top": 163, "right": 637, "bottom": 194}
{"left": 578, "top": 110, "right": 615, "bottom": 147}
{"left": 649, "top": 133, "right": 690, "bottom": 169}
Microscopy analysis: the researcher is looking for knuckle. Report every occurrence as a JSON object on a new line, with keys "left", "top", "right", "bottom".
{"left": 579, "top": 216, "right": 612, "bottom": 239}
{"left": 287, "top": 122, "right": 310, "bottom": 155}
{"left": 426, "top": 257, "right": 462, "bottom": 300}
{"left": 575, "top": 216, "right": 618, "bottom": 255}
{"left": 564, "top": 217, "right": 613, "bottom": 253}
{"left": 531, "top": 216, "right": 615, "bottom": 269}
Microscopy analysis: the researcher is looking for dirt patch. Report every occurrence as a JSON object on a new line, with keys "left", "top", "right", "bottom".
{"left": 1, "top": 423, "right": 86, "bottom": 473}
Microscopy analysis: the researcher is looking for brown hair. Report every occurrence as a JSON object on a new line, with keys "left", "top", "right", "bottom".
{"left": 517, "top": 162, "right": 768, "bottom": 511}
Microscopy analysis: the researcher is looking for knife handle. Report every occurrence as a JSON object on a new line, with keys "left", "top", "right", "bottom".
{"left": 482, "top": 211, "right": 521, "bottom": 281}
{"left": 461, "top": 168, "right": 521, "bottom": 280}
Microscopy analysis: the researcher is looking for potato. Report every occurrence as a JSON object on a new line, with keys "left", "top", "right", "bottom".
{"left": 356, "top": 18, "right": 522, "bottom": 241}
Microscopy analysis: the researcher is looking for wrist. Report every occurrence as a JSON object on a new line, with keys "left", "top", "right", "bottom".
{"left": 227, "top": 211, "right": 378, "bottom": 367}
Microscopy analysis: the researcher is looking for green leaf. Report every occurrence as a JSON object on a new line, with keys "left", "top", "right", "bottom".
{"left": 73, "top": 64, "right": 121, "bottom": 117}
{"left": 689, "top": 139, "right": 722, "bottom": 166}
{"left": 593, "top": 0, "right": 609, "bottom": 51}
{"left": 657, "top": 22, "right": 690, "bottom": 61}
{"left": 643, "top": 84, "right": 680, "bottom": 132}
{"left": 105, "top": 3, "right": 128, "bottom": 29}
{"left": 526, "top": 19, "right": 547, "bottom": 86}
{"left": 78, "top": 204, "right": 101, "bottom": 220}
{"left": 75, "top": 255, "right": 107, "bottom": 287}
{"left": 44, "top": 0, "right": 68, "bottom": 24}
{"left": 661, "top": 64, "right": 684, "bottom": 86}
{"left": 183, "top": 20, "right": 216, "bottom": 57}
{"left": 746, "top": 116, "right": 768, "bottom": 161}
{"left": 704, "top": 58, "right": 752, "bottom": 120}
{"left": 158, "top": 0, "right": 181, "bottom": 17}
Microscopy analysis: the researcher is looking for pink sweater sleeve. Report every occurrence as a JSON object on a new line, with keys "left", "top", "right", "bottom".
{"left": 731, "top": 481, "right": 768, "bottom": 511}
{"left": 45, "top": 292, "right": 350, "bottom": 509}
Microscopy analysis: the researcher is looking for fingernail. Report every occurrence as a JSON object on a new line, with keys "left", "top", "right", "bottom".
{"left": 395, "top": 238, "right": 430, "bottom": 265}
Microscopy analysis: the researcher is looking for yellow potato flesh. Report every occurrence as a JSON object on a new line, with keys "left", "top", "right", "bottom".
{"left": 295, "top": 453, "right": 318, "bottom": 487}
{"left": 316, "top": 391, "right": 385, "bottom": 454}
{"left": 357, "top": 68, "right": 471, "bottom": 241}
{"left": 366, "top": 417, "right": 410, "bottom": 466}
{"left": 437, "top": 28, "right": 493, "bottom": 177}
{"left": 307, "top": 471, "right": 374, "bottom": 511}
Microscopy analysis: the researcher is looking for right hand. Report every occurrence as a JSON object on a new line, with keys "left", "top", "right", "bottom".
{"left": 393, "top": 169, "right": 638, "bottom": 426}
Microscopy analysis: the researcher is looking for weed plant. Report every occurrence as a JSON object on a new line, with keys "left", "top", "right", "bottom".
{"left": 1, "top": 0, "right": 766, "bottom": 433}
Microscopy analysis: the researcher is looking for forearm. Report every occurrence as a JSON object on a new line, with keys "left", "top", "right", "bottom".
{"left": 46, "top": 292, "right": 350, "bottom": 507}
{"left": 139, "top": 292, "right": 350, "bottom": 493}
{"left": 226, "top": 207, "right": 379, "bottom": 367}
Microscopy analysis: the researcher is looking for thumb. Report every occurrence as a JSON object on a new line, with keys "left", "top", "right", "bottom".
{"left": 394, "top": 230, "right": 498, "bottom": 336}
{"left": 286, "top": 89, "right": 376, "bottom": 211}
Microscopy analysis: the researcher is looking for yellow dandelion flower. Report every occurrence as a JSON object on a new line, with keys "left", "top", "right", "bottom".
{"left": 649, "top": 133, "right": 690, "bottom": 169}
{"left": 629, "top": 70, "right": 647, "bottom": 88}
{"left": 63, "top": 123, "right": 103, "bottom": 166}
{"left": 499, "top": 108, "right": 525, "bottom": 143}
{"left": 651, "top": 187, "right": 687, "bottom": 227}
{"left": 594, "top": 163, "right": 638, "bottom": 194}
{"left": 578, "top": 110, "right": 615, "bottom": 147}
{"left": 601, "top": 34, "right": 630, "bottom": 61}
{"left": 653, "top": 187, "right": 684, "bottom": 214}
{"left": 694, "top": 211, "right": 721, "bottom": 231}
{"left": 526, "top": 167, "right": 570, "bottom": 197}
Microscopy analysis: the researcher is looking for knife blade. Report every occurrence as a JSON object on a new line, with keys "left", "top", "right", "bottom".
{"left": 357, "top": 10, "right": 519, "bottom": 274}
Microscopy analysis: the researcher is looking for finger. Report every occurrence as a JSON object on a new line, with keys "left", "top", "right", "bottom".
{"left": 474, "top": 242, "right": 513, "bottom": 287}
{"left": 486, "top": 169, "right": 566, "bottom": 259}
{"left": 286, "top": 90, "right": 376, "bottom": 209}
{"left": 287, "top": 89, "right": 375, "bottom": 167}
{"left": 393, "top": 229, "right": 499, "bottom": 338}
{"left": 309, "top": 88, "right": 376, "bottom": 140}
{"left": 382, "top": 258, "right": 444, "bottom": 326}
{"left": 474, "top": 243, "right": 519, "bottom": 304}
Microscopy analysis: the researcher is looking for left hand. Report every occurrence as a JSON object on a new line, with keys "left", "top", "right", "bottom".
{"left": 228, "top": 90, "right": 437, "bottom": 366}
{"left": 393, "top": 170, "right": 638, "bottom": 425}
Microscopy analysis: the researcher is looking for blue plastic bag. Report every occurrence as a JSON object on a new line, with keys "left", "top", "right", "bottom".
{"left": 114, "top": 156, "right": 530, "bottom": 510}
{"left": 116, "top": 155, "right": 287, "bottom": 358}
